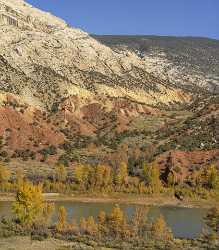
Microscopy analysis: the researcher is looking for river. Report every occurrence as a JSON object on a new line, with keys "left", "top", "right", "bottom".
{"left": 0, "top": 200, "right": 208, "bottom": 239}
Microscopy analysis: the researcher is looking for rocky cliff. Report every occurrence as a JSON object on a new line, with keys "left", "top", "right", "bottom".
{"left": 0, "top": 0, "right": 195, "bottom": 110}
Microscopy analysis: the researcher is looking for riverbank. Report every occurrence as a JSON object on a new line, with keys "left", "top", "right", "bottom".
{"left": 0, "top": 192, "right": 218, "bottom": 209}
{"left": 0, "top": 236, "right": 118, "bottom": 250}
{"left": 0, "top": 236, "right": 213, "bottom": 250}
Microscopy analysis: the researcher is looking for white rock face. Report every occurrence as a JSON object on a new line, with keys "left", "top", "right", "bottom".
{"left": 142, "top": 51, "right": 219, "bottom": 92}
{"left": 94, "top": 35, "right": 219, "bottom": 94}
{"left": 0, "top": 0, "right": 193, "bottom": 109}
{"left": 0, "top": 0, "right": 67, "bottom": 29}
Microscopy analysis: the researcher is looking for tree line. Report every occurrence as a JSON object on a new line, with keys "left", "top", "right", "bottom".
{"left": 0, "top": 161, "right": 218, "bottom": 198}
{"left": 0, "top": 181, "right": 218, "bottom": 247}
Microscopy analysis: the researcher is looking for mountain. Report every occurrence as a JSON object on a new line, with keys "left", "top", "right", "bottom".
{"left": 93, "top": 35, "right": 219, "bottom": 93}
{"left": 0, "top": 0, "right": 218, "bottom": 181}
{"left": 0, "top": 0, "right": 194, "bottom": 110}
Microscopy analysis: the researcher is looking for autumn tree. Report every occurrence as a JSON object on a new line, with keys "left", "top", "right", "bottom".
{"left": 206, "top": 165, "right": 219, "bottom": 189}
{"left": 205, "top": 207, "right": 219, "bottom": 239}
{"left": 93, "top": 165, "right": 112, "bottom": 192}
{"left": 15, "top": 167, "right": 24, "bottom": 187}
{"left": 86, "top": 216, "right": 98, "bottom": 236}
{"left": 41, "top": 202, "right": 54, "bottom": 225}
{"left": 103, "top": 166, "right": 113, "bottom": 190}
{"left": 69, "top": 218, "right": 79, "bottom": 234}
{"left": 56, "top": 206, "right": 67, "bottom": 232}
{"left": 98, "top": 210, "right": 106, "bottom": 225}
{"left": 98, "top": 210, "right": 107, "bottom": 235}
{"left": 115, "top": 162, "right": 128, "bottom": 187}
{"left": 74, "top": 164, "right": 90, "bottom": 189}
{"left": 108, "top": 205, "right": 127, "bottom": 238}
{"left": 151, "top": 215, "right": 173, "bottom": 240}
{"left": 0, "top": 164, "right": 10, "bottom": 183}
{"left": 94, "top": 165, "right": 105, "bottom": 188}
{"left": 131, "top": 207, "right": 148, "bottom": 237}
{"left": 79, "top": 217, "right": 87, "bottom": 234}
{"left": 167, "top": 171, "right": 176, "bottom": 187}
{"left": 12, "top": 182, "right": 54, "bottom": 226}
{"left": 0, "top": 164, "right": 11, "bottom": 191}
{"left": 55, "top": 164, "right": 67, "bottom": 183}
{"left": 143, "top": 163, "right": 162, "bottom": 193}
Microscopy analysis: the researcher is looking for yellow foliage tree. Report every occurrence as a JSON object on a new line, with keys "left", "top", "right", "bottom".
{"left": 98, "top": 210, "right": 106, "bottom": 225}
{"left": 0, "top": 164, "right": 11, "bottom": 191}
{"left": 143, "top": 163, "right": 162, "bottom": 193}
{"left": 131, "top": 207, "right": 148, "bottom": 237}
{"left": 206, "top": 165, "right": 219, "bottom": 189}
{"left": 115, "top": 162, "right": 128, "bottom": 187}
{"left": 86, "top": 216, "right": 98, "bottom": 236}
{"left": 15, "top": 167, "right": 24, "bottom": 187}
{"left": 109, "top": 205, "right": 125, "bottom": 224}
{"left": 205, "top": 207, "right": 219, "bottom": 239}
{"left": 98, "top": 210, "right": 107, "bottom": 235}
{"left": 108, "top": 205, "right": 127, "bottom": 237}
{"left": 56, "top": 206, "right": 67, "bottom": 232}
{"left": 74, "top": 164, "right": 90, "bottom": 189}
{"left": 69, "top": 218, "right": 79, "bottom": 234}
{"left": 103, "top": 166, "right": 112, "bottom": 188}
{"left": 74, "top": 164, "right": 84, "bottom": 185}
{"left": 151, "top": 215, "right": 173, "bottom": 240}
{"left": 55, "top": 164, "right": 67, "bottom": 183}
{"left": 94, "top": 165, "right": 112, "bottom": 191}
{"left": 79, "top": 217, "right": 87, "bottom": 234}
{"left": 12, "top": 182, "right": 54, "bottom": 225}
{"left": 167, "top": 172, "right": 175, "bottom": 187}
{"left": 41, "top": 202, "right": 54, "bottom": 225}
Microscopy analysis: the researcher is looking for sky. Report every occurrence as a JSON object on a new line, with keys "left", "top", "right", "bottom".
{"left": 26, "top": 0, "right": 219, "bottom": 39}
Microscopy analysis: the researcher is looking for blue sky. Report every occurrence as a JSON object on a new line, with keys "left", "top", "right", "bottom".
{"left": 26, "top": 0, "right": 219, "bottom": 39}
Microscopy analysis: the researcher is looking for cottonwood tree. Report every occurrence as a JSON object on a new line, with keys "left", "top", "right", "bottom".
{"left": 151, "top": 215, "right": 173, "bottom": 240}
{"left": 108, "top": 205, "right": 127, "bottom": 238}
{"left": 86, "top": 216, "right": 98, "bottom": 236}
{"left": 206, "top": 165, "right": 219, "bottom": 189}
{"left": 55, "top": 164, "right": 67, "bottom": 183}
{"left": 56, "top": 206, "right": 67, "bottom": 231}
{"left": 0, "top": 164, "right": 11, "bottom": 190}
{"left": 131, "top": 206, "right": 148, "bottom": 237}
{"left": 205, "top": 207, "right": 219, "bottom": 240}
{"left": 115, "top": 162, "right": 128, "bottom": 187}
{"left": 143, "top": 163, "right": 162, "bottom": 193}
{"left": 13, "top": 182, "right": 54, "bottom": 225}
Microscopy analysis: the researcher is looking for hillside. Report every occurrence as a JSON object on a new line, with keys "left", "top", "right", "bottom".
{"left": 0, "top": 0, "right": 193, "bottom": 110}
{"left": 0, "top": 0, "right": 218, "bottom": 184}
{"left": 93, "top": 35, "right": 219, "bottom": 93}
